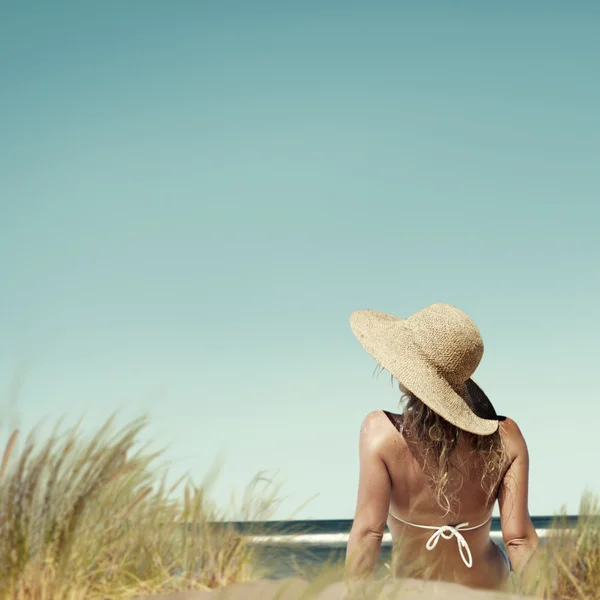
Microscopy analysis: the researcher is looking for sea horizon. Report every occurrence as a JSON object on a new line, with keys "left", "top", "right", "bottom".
{"left": 231, "top": 515, "right": 580, "bottom": 579}
{"left": 224, "top": 515, "right": 578, "bottom": 531}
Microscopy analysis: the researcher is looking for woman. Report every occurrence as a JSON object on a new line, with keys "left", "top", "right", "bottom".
{"left": 345, "top": 303, "right": 539, "bottom": 590}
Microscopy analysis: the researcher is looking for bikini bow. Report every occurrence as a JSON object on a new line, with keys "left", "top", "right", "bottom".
{"left": 424, "top": 522, "right": 473, "bottom": 568}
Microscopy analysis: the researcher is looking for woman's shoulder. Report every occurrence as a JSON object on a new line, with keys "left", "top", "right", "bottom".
{"left": 359, "top": 409, "right": 390, "bottom": 434}
{"left": 498, "top": 416, "right": 529, "bottom": 459}
{"left": 499, "top": 416, "right": 525, "bottom": 439}
{"left": 358, "top": 410, "right": 407, "bottom": 454}
{"left": 360, "top": 409, "right": 403, "bottom": 432}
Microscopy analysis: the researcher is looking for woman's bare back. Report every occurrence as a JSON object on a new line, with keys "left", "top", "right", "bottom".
{"left": 345, "top": 408, "right": 538, "bottom": 589}
{"left": 373, "top": 410, "right": 506, "bottom": 588}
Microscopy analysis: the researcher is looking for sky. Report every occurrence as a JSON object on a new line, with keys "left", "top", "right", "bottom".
{"left": 1, "top": 1, "right": 599, "bottom": 520}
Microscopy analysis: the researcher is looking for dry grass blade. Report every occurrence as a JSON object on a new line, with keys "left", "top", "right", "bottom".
{"left": 0, "top": 429, "right": 19, "bottom": 478}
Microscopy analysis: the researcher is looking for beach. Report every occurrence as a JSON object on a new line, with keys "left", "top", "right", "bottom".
{"left": 0, "top": 414, "right": 594, "bottom": 599}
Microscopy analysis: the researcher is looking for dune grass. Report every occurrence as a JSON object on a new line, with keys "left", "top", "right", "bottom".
{"left": 504, "top": 491, "right": 600, "bottom": 600}
{"left": 0, "top": 415, "right": 282, "bottom": 600}
{"left": 1, "top": 413, "right": 599, "bottom": 599}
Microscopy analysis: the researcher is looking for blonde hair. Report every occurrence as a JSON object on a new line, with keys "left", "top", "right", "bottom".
{"left": 376, "top": 365, "right": 507, "bottom": 518}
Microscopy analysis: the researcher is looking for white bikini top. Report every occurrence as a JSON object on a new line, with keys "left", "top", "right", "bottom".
{"left": 388, "top": 509, "right": 492, "bottom": 568}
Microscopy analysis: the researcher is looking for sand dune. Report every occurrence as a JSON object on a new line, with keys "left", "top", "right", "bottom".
{"left": 135, "top": 577, "right": 534, "bottom": 600}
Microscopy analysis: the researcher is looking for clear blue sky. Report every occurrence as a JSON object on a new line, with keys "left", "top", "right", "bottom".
{"left": 1, "top": 1, "right": 599, "bottom": 519}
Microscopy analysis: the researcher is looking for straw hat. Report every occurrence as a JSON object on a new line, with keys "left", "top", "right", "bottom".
{"left": 350, "top": 303, "right": 500, "bottom": 435}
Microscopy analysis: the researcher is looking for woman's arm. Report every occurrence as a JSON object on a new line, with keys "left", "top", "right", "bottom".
{"left": 345, "top": 411, "right": 392, "bottom": 579}
{"left": 497, "top": 418, "right": 540, "bottom": 574}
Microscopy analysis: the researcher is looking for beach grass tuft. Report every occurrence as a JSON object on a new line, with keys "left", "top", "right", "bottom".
{"left": 0, "top": 414, "right": 280, "bottom": 599}
{"left": 506, "top": 490, "right": 600, "bottom": 600}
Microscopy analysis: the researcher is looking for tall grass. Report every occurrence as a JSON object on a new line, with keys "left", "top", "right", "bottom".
{"left": 0, "top": 415, "right": 282, "bottom": 600}
{"left": 507, "top": 490, "right": 600, "bottom": 600}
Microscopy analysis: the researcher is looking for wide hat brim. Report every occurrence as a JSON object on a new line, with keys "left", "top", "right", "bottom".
{"left": 350, "top": 309, "right": 499, "bottom": 436}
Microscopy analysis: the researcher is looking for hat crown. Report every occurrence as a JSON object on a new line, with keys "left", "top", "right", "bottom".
{"left": 405, "top": 303, "right": 483, "bottom": 384}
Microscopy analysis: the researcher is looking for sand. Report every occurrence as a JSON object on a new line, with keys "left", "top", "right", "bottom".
{"left": 134, "top": 577, "right": 534, "bottom": 600}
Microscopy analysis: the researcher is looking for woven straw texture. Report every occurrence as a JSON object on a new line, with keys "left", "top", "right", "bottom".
{"left": 350, "top": 303, "right": 499, "bottom": 436}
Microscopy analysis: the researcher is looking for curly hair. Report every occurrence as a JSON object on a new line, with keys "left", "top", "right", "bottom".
{"left": 375, "top": 365, "right": 508, "bottom": 518}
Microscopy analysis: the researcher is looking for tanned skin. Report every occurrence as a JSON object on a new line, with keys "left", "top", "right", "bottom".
{"left": 345, "top": 411, "right": 539, "bottom": 590}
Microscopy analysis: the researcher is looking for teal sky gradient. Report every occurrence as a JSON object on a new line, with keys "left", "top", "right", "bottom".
{"left": 1, "top": 2, "right": 599, "bottom": 519}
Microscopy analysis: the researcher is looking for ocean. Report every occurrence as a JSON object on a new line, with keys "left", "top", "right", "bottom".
{"left": 233, "top": 516, "right": 578, "bottom": 579}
